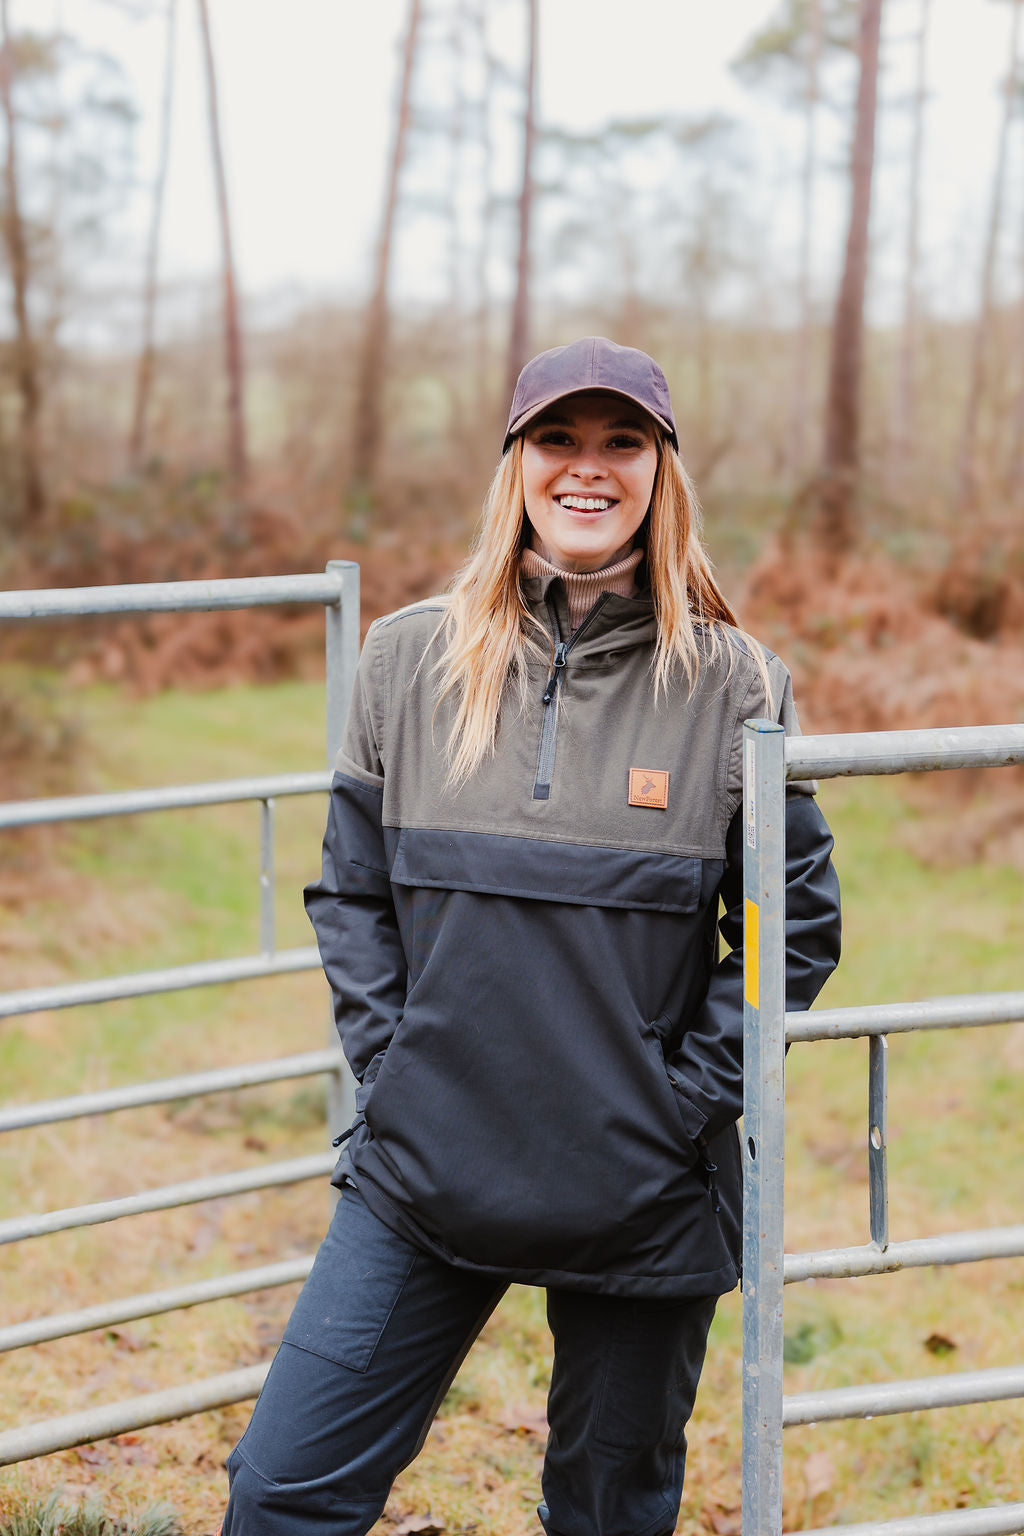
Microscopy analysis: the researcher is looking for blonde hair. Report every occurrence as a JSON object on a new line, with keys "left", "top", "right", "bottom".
{"left": 434, "top": 434, "right": 771, "bottom": 784}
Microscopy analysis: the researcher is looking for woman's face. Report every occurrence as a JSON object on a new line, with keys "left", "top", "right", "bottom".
{"left": 520, "top": 393, "right": 659, "bottom": 574}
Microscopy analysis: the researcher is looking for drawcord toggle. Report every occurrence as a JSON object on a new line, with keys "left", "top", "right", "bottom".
{"left": 331, "top": 1125, "right": 357, "bottom": 1149}
{"left": 698, "top": 1139, "right": 721, "bottom": 1212}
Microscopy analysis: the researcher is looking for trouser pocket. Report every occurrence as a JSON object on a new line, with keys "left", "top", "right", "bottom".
{"left": 281, "top": 1184, "right": 417, "bottom": 1371}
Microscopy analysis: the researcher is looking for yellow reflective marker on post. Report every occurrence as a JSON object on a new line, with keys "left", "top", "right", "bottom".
{"left": 744, "top": 898, "right": 760, "bottom": 1009}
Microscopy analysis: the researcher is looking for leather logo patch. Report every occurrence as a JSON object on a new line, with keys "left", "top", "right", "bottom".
{"left": 628, "top": 768, "right": 669, "bottom": 809}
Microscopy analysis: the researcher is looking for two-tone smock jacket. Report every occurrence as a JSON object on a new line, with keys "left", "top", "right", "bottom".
{"left": 304, "top": 569, "right": 842, "bottom": 1300}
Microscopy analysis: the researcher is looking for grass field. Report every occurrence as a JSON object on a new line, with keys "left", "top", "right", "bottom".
{"left": 1, "top": 679, "right": 1022, "bottom": 1535}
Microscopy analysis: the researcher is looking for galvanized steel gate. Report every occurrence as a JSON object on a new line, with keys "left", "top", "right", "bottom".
{"left": 2, "top": 575, "right": 1023, "bottom": 1535}
{"left": 741, "top": 719, "right": 1024, "bottom": 1536}
{"left": 0, "top": 565, "right": 359, "bottom": 1465}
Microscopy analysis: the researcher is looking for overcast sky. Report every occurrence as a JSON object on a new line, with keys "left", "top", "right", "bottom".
{"left": 31, "top": 0, "right": 1024, "bottom": 332}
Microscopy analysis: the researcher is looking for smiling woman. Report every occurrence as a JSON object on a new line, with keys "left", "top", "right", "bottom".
{"left": 521, "top": 395, "right": 658, "bottom": 573}
{"left": 219, "top": 336, "right": 843, "bottom": 1536}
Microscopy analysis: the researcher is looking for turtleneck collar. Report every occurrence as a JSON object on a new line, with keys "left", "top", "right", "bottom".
{"left": 520, "top": 545, "right": 644, "bottom": 632}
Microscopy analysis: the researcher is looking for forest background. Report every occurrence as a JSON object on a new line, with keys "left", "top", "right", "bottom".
{"left": 1, "top": 0, "right": 1023, "bottom": 807}
{"left": 1, "top": 1, "right": 1024, "bottom": 1533}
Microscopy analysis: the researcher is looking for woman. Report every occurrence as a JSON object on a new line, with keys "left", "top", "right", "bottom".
{"left": 222, "top": 337, "right": 841, "bottom": 1536}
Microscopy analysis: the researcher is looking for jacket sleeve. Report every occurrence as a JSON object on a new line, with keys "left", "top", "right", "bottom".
{"left": 303, "top": 623, "right": 408, "bottom": 1084}
{"left": 665, "top": 659, "right": 842, "bottom": 1144}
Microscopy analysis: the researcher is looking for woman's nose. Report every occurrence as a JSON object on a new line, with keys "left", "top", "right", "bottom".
{"left": 569, "top": 449, "right": 607, "bottom": 480}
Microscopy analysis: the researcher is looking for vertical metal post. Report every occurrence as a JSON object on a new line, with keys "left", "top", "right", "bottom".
{"left": 323, "top": 561, "right": 361, "bottom": 1195}
{"left": 868, "top": 1034, "right": 889, "bottom": 1249}
{"left": 741, "top": 719, "right": 787, "bottom": 1536}
{"left": 259, "top": 798, "right": 275, "bottom": 956}
{"left": 325, "top": 559, "right": 361, "bottom": 766}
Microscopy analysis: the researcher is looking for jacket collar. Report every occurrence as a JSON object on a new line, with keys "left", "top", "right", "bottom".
{"left": 520, "top": 567, "right": 658, "bottom": 654}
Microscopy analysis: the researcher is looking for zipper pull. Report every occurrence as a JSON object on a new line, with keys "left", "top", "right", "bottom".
{"left": 331, "top": 1124, "right": 357, "bottom": 1149}
{"left": 542, "top": 642, "right": 569, "bottom": 704}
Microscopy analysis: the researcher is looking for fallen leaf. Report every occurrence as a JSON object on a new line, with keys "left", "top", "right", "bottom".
{"left": 803, "top": 1449, "right": 835, "bottom": 1499}
{"left": 244, "top": 1134, "right": 268, "bottom": 1152}
{"left": 105, "top": 1325, "right": 146, "bottom": 1352}
{"left": 56, "top": 1478, "right": 95, "bottom": 1498}
{"left": 75, "top": 1445, "right": 109, "bottom": 1466}
{"left": 392, "top": 1517, "right": 445, "bottom": 1536}
{"left": 113, "top": 1434, "right": 158, "bottom": 1465}
{"left": 924, "top": 1332, "right": 957, "bottom": 1356}
{"left": 498, "top": 1405, "right": 548, "bottom": 1437}
{"left": 708, "top": 1507, "right": 741, "bottom": 1535}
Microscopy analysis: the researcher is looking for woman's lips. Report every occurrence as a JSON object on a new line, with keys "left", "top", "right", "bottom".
{"left": 554, "top": 494, "right": 619, "bottom": 516}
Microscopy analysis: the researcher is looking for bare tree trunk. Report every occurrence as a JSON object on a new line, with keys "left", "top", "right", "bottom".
{"left": 197, "top": 0, "right": 247, "bottom": 490}
{"left": 447, "top": 0, "right": 466, "bottom": 315}
{"left": 693, "top": 192, "right": 714, "bottom": 453}
{"left": 816, "top": 0, "right": 884, "bottom": 560}
{"left": 955, "top": 0, "right": 1022, "bottom": 512}
{"left": 0, "top": 0, "right": 45, "bottom": 526}
{"left": 889, "top": 0, "right": 930, "bottom": 482}
{"left": 349, "top": 0, "right": 422, "bottom": 519}
{"left": 130, "top": 0, "right": 177, "bottom": 470}
{"left": 42, "top": 0, "right": 67, "bottom": 457}
{"left": 789, "top": 0, "right": 821, "bottom": 481}
{"left": 443, "top": 0, "right": 470, "bottom": 464}
{"left": 473, "top": 0, "right": 496, "bottom": 432}
{"left": 505, "top": 0, "right": 538, "bottom": 405}
{"left": 1006, "top": 147, "right": 1024, "bottom": 498}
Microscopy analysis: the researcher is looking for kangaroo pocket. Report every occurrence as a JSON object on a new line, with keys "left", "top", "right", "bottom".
{"left": 356, "top": 882, "right": 733, "bottom": 1279}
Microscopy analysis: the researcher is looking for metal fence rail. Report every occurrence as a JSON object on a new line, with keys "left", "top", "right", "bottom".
{"left": 0, "top": 770, "right": 331, "bottom": 829}
{"left": 0, "top": 1154, "right": 338, "bottom": 1245}
{"left": 0, "top": 1367, "right": 273, "bottom": 1469}
{"left": 802, "top": 1506, "right": 1024, "bottom": 1536}
{"left": 0, "top": 565, "right": 359, "bottom": 1465}
{"left": 783, "top": 1364, "right": 1024, "bottom": 1425}
{"left": 0, "top": 1259, "right": 315, "bottom": 1354}
{"left": 742, "top": 719, "right": 1024, "bottom": 1536}
{"left": 0, "top": 1046, "right": 343, "bottom": 1132}
{"left": 0, "top": 949, "right": 323, "bottom": 1020}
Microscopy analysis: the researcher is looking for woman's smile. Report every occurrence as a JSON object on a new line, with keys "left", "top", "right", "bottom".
{"left": 521, "top": 392, "right": 658, "bottom": 572}
{"left": 553, "top": 494, "right": 618, "bottom": 513}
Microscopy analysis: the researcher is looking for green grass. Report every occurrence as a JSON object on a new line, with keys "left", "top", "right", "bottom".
{"left": 1, "top": 681, "right": 1022, "bottom": 1534}
{"left": 0, "top": 1493, "right": 182, "bottom": 1536}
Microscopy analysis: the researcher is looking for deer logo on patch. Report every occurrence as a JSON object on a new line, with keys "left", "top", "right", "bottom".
{"left": 628, "top": 768, "right": 669, "bottom": 809}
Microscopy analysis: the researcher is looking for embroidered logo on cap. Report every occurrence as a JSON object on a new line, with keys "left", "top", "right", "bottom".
{"left": 628, "top": 768, "right": 669, "bottom": 809}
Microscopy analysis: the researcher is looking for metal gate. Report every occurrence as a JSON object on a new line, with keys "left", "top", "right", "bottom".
{"left": 742, "top": 719, "right": 1024, "bottom": 1536}
{"left": 3, "top": 579, "right": 1023, "bottom": 1526}
{"left": 0, "top": 564, "right": 359, "bottom": 1466}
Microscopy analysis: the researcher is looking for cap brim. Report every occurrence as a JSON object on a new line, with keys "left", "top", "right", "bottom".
{"left": 503, "top": 387, "right": 677, "bottom": 455}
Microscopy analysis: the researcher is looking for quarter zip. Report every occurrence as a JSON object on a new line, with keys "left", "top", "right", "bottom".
{"left": 533, "top": 592, "right": 611, "bottom": 801}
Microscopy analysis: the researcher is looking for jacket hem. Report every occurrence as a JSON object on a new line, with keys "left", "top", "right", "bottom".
{"left": 348, "top": 1175, "right": 740, "bottom": 1300}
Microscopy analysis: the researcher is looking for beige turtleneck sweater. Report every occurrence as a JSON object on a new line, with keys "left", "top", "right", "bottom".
{"left": 521, "top": 545, "right": 644, "bottom": 632}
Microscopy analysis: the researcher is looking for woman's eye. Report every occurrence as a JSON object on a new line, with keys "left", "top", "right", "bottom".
{"left": 609, "top": 435, "right": 645, "bottom": 450}
{"left": 535, "top": 431, "right": 573, "bottom": 447}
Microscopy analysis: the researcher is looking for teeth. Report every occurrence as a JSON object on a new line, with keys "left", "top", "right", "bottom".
{"left": 558, "top": 495, "right": 612, "bottom": 511}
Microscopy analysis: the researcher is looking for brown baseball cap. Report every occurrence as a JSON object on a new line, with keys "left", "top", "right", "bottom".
{"left": 503, "top": 336, "right": 678, "bottom": 454}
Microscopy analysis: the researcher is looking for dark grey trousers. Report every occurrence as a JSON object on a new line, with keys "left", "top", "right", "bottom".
{"left": 223, "top": 1184, "right": 716, "bottom": 1536}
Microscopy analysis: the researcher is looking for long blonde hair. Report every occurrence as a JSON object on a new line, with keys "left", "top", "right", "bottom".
{"left": 434, "top": 434, "right": 769, "bottom": 784}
